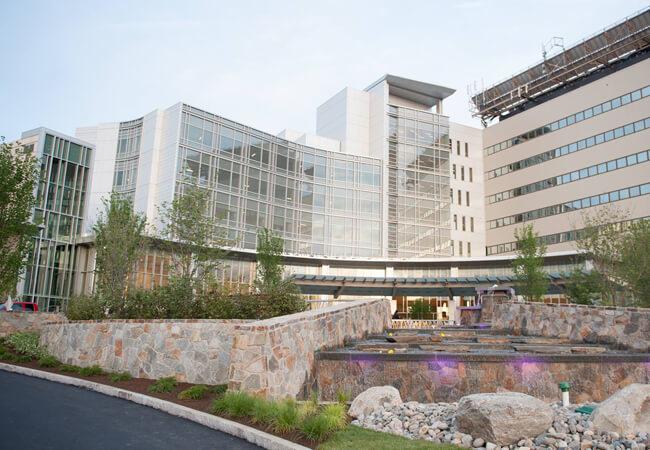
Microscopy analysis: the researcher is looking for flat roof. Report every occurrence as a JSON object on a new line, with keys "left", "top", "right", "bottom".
{"left": 367, "top": 74, "right": 456, "bottom": 107}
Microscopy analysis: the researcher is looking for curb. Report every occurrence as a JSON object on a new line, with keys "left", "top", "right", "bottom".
{"left": 0, "top": 363, "right": 309, "bottom": 450}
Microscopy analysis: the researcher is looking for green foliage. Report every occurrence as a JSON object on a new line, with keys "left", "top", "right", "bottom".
{"left": 272, "top": 398, "right": 300, "bottom": 434}
{"left": 37, "top": 355, "right": 60, "bottom": 368}
{"left": 320, "top": 425, "right": 461, "bottom": 450}
{"left": 336, "top": 390, "right": 350, "bottom": 405}
{"left": 255, "top": 228, "right": 284, "bottom": 291}
{"left": 65, "top": 295, "right": 105, "bottom": 320}
{"left": 250, "top": 397, "right": 280, "bottom": 424}
{"left": 321, "top": 403, "right": 347, "bottom": 430}
{"left": 59, "top": 364, "right": 81, "bottom": 373}
{"left": 298, "top": 400, "right": 319, "bottom": 420}
{"left": 5, "top": 332, "right": 44, "bottom": 359}
{"left": 0, "top": 140, "right": 39, "bottom": 297}
{"left": 409, "top": 300, "right": 432, "bottom": 319}
{"left": 178, "top": 385, "right": 210, "bottom": 400}
{"left": 211, "top": 384, "right": 228, "bottom": 396}
{"left": 563, "top": 267, "right": 602, "bottom": 305}
{"left": 78, "top": 365, "right": 104, "bottom": 376}
{"left": 512, "top": 225, "right": 548, "bottom": 301}
{"left": 301, "top": 413, "right": 336, "bottom": 441}
{"left": 94, "top": 192, "right": 147, "bottom": 317}
{"left": 109, "top": 372, "right": 133, "bottom": 382}
{"left": 148, "top": 376, "right": 178, "bottom": 393}
{"left": 617, "top": 220, "right": 650, "bottom": 307}
{"left": 211, "top": 391, "right": 257, "bottom": 417}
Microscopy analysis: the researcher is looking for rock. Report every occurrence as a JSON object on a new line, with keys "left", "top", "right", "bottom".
{"left": 473, "top": 438, "right": 486, "bottom": 447}
{"left": 592, "top": 384, "right": 650, "bottom": 435}
{"left": 349, "top": 386, "right": 403, "bottom": 419}
{"left": 486, "top": 443, "right": 498, "bottom": 450}
{"left": 388, "top": 418, "right": 403, "bottom": 434}
{"left": 455, "top": 392, "right": 554, "bottom": 445}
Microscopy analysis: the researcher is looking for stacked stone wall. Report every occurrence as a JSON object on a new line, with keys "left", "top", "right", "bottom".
{"left": 228, "top": 299, "right": 391, "bottom": 399}
{"left": 492, "top": 302, "right": 650, "bottom": 351}
{"left": 0, "top": 312, "right": 67, "bottom": 337}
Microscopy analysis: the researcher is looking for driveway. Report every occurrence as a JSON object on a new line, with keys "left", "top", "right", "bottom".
{"left": 0, "top": 370, "right": 262, "bottom": 450}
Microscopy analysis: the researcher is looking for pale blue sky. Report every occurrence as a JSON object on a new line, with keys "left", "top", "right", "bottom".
{"left": 1, "top": 0, "right": 648, "bottom": 141}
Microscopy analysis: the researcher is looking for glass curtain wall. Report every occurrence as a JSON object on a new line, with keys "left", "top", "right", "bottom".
{"left": 176, "top": 105, "right": 383, "bottom": 258}
{"left": 113, "top": 118, "right": 143, "bottom": 200}
{"left": 387, "top": 105, "right": 452, "bottom": 257}
{"left": 22, "top": 134, "right": 93, "bottom": 311}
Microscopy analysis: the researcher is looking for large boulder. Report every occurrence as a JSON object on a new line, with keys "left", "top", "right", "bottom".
{"left": 348, "top": 386, "right": 402, "bottom": 419}
{"left": 592, "top": 383, "right": 650, "bottom": 435}
{"left": 455, "top": 392, "right": 553, "bottom": 445}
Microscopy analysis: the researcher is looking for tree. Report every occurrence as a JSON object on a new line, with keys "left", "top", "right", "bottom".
{"left": 617, "top": 220, "right": 650, "bottom": 307}
{"left": 0, "top": 140, "right": 39, "bottom": 298}
{"left": 512, "top": 224, "right": 548, "bottom": 301}
{"left": 254, "top": 228, "right": 284, "bottom": 291}
{"left": 563, "top": 266, "right": 602, "bottom": 305}
{"left": 409, "top": 300, "right": 432, "bottom": 320}
{"left": 94, "top": 192, "right": 147, "bottom": 316}
{"left": 576, "top": 207, "right": 629, "bottom": 305}
{"left": 158, "top": 185, "right": 227, "bottom": 284}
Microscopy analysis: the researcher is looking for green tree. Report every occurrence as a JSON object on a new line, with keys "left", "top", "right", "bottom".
{"left": 617, "top": 220, "right": 650, "bottom": 307}
{"left": 255, "top": 228, "right": 284, "bottom": 291}
{"left": 94, "top": 192, "right": 147, "bottom": 316}
{"left": 409, "top": 300, "right": 432, "bottom": 320}
{"left": 0, "top": 140, "right": 39, "bottom": 298}
{"left": 563, "top": 267, "right": 602, "bottom": 305}
{"left": 512, "top": 224, "right": 548, "bottom": 301}
{"left": 158, "top": 185, "right": 228, "bottom": 284}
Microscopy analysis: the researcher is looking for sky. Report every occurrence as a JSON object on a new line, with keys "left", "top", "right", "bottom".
{"left": 1, "top": 0, "right": 648, "bottom": 142}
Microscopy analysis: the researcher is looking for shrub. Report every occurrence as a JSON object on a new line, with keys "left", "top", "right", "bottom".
{"left": 78, "top": 365, "right": 104, "bottom": 376}
{"left": 59, "top": 364, "right": 81, "bottom": 373}
{"left": 300, "top": 413, "right": 336, "bottom": 441}
{"left": 148, "top": 376, "right": 178, "bottom": 393}
{"left": 211, "top": 384, "right": 228, "bottom": 396}
{"left": 272, "top": 398, "right": 300, "bottom": 434}
{"left": 211, "top": 391, "right": 257, "bottom": 417}
{"left": 336, "top": 390, "right": 350, "bottom": 405}
{"left": 12, "top": 354, "right": 32, "bottom": 363}
{"left": 298, "top": 400, "right": 318, "bottom": 420}
{"left": 178, "top": 385, "right": 209, "bottom": 400}
{"left": 65, "top": 295, "right": 105, "bottom": 320}
{"left": 109, "top": 372, "right": 133, "bottom": 382}
{"left": 321, "top": 403, "right": 347, "bottom": 430}
{"left": 37, "top": 355, "right": 60, "bottom": 368}
{"left": 251, "top": 397, "right": 280, "bottom": 424}
{"left": 5, "top": 332, "right": 44, "bottom": 359}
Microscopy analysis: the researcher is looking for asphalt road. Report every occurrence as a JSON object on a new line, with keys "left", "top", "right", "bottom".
{"left": 0, "top": 370, "right": 262, "bottom": 450}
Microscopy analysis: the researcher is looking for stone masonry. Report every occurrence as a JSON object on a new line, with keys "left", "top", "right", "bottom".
{"left": 492, "top": 302, "right": 650, "bottom": 352}
{"left": 40, "top": 319, "right": 247, "bottom": 384}
{"left": 0, "top": 312, "right": 67, "bottom": 337}
{"left": 228, "top": 299, "right": 391, "bottom": 399}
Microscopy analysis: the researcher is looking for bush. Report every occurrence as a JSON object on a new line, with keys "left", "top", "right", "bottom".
{"left": 336, "top": 390, "right": 350, "bottom": 405}
{"left": 109, "top": 372, "right": 133, "bottom": 382}
{"left": 321, "top": 403, "right": 347, "bottom": 429}
{"left": 59, "top": 364, "right": 81, "bottom": 373}
{"left": 211, "top": 384, "right": 228, "bottom": 396}
{"left": 5, "top": 332, "right": 45, "bottom": 359}
{"left": 37, "top": 355, "right": 60, "bottom": 368}
{"left": 178, "top": 385, "right": 209, "bottom": 400}
{"left": 300, "top": 403, "right": 347, "bottom": 441}
{"left": 65, "top": 295, "right": 105, "bottom": 320}
{"left": 251, "top": 397, "right": 280, "bottom": 424}
{"left": 211, "top": 391, "right": 257, "bottom": 417}
{"left": 78, "top": 365, "right": 104, "bottom": 376}
{"left": 148, "top": 376, "right": 178, "bottom": 393}
{"left": 272, "top": 398, "right": 300, "bottom": 434}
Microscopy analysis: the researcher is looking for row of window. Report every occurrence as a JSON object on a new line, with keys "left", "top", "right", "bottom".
{"left": 455, "top": 140, "right": 470, "bottom": 157}
{"left": 451, "top": 189, "right": 471, "bottom": 207}
{"left": 484, "top": 85, "right": 650, "bottom": 156}
{"left": 452, "top": 164, "right": 473, "bottom": 182}
{"left": 452, "top": 240, "right": 472, "bottom": 257}
{"left": 488, "top": 117, "right": 650, "bottom": 179}
{"left": 42, "top": 135, "right": 92, "bottom": 167}
{"left": 388, "top": 104, "right": 446, "bottom": 124}
{"left": 486, "top": 217, "right": 650, "bottom": 256}
{"left": 453, "top": 215, "right": 475, "bottom": 233}
{"left": 489, "top": 182, "right": 650, "bottom": 229}
{"left": 488, "top": 148, "right": 650, "bottom": 204}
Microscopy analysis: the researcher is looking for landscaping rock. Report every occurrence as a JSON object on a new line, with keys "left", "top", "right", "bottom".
{"left": 592, "top": 384, "right": 650, "bottom": 435}
{"left": 455, "top": 392, "right": 554, "bottom": 445}
{"left": 349, "top": 386, "right": 403, "bottom": 419}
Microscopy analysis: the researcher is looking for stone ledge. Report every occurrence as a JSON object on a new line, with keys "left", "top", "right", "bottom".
{"left": 0, "top": 363, "right": 309, "bottom": 450}
{"left": 498, "top": 301, "right": 650, "bottom": 312}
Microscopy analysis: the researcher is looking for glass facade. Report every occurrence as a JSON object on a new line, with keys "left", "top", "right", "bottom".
{"left": 112, "top": 118, "right": 143, "bottom": 200}
{"left": 22, "top": 133, "right": 93, "bottom": 311}
{"left": 387, "top": 104, "right": 451, "bottom": 257}
{"left": 176, "top": 105, "right": 383, "bottom": 258}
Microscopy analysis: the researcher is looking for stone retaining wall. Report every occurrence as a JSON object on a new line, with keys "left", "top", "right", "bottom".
{"left": 40, "top": 319, "right": 248, "bottom": 385}
{"left": 228, "top": 299, "right": 391, "bottom": 399}
{"left": 0, "top": 312, "right": 67, "bottom": 337}
{"left": 315, "top": 354, "right": 650, "bottom": 403}
{"left": 492, "top": 302, "right": 650, "bottom": 351}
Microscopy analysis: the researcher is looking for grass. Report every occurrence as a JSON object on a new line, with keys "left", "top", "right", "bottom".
{"left": 211, "top": 384, "right": 228, "bottom": 396}
{"left": 272, "top": 398, "right": 300, "bottom": 434}
{"left": 59, "top": 364, "right": 81, "bottom": 373}
{"left": 109, "top": 372, "right": 133, "bottom": 382}
{"left": 178, "top": 385, "right": 210, "bottom": 400}
{"left": 78, "top": 365, "right": 104, "bottom": 376}
{"left": 319, "top": 425, "right": 461, "bottom": 450}
{"left": 147, "top": 376, "right": 178, "bottom": 393}
{"left": 250, "top": 398, "right": 280, "bottom": 424}
{"left": 211, "top": 391, "right": 257, "bottom": 417}
{"left": 37, "top": 355, "right": 60, "bottom": 368}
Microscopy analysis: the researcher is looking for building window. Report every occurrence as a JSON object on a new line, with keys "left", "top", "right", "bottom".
{"left": 467, "top": 242, "right": 471, "bottom": 256}
{"left": 465, "top": 143, "right": 469, "bottom": 157}
{"left": 461, "top": 166, "right": 465, "bottom": 181}
{"left": 450, "top": 189, "right": 454, "bottom": 202}
{"left": 457, "top": 141, "right": 461, "bottom": 156}
{"left": 466, "top": 191, "right": 470, "bottom": 206}
{"left": 451, "top": 240, "right": 454, "bottom": 256}
{"left": 458, "top": 190, "right": 462, "bottom": 206}
{"left": 459, "top": 240, "right": 463, "bottom": 256}
{"left": 469, "top": 167, "right": 473, "bottom": 182}
{"left": 452, "top": 164, "right": 456, "bottom": 179}
{"left": 470, "top": 217, "right": 474, "bottom": 232}
{"left": 462, "top": 216, "right": 466, "bottom": 231}
{"left": 454, "top": 214, "right": 458, "bottom": 230}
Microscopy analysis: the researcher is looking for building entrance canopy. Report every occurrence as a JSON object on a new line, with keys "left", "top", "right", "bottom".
{"left": 291, "top": 273, "right": 568, "bottom": 298}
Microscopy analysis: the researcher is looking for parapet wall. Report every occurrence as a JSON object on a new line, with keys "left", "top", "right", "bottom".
{"left": 0, "top": 312, "right": 67, "bottom": 337}
{"left": 492, "top": 301, "right": 650, "bottom": 352}
{"left": 228, "top": 299, "right": 391, "bottom": 399}
{"left": 40, "top": 319, "right": 247, "bottom": 385}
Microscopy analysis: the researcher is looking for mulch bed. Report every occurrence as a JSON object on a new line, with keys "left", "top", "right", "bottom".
{"left": 2, "top": 356, "right": 316, "bottom": 448}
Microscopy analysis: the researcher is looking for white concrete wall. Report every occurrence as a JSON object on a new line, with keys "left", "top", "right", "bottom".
{"left": 316, "top": 87, "right": 370, "bottom": 156}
